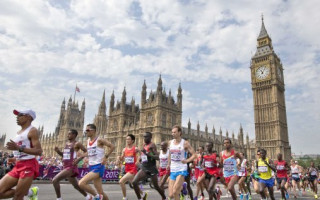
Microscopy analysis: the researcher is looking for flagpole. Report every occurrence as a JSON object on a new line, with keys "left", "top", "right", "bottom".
{"left": 74, "top": 84, "right": 77, "bottom": 103}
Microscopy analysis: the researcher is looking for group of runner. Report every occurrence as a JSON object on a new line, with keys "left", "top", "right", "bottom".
{"left": 0, "top": 108, "right": 318, "bottom": 200}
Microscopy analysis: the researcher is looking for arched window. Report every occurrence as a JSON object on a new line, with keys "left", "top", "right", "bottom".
{"left": 162, "top": 113, "right": 167, "bottom": 127}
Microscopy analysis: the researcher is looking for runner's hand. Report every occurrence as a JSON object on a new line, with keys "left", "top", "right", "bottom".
{"left": 181, "top": 159, "right": 188, "bottom": 164}
{"left": 6, "top": 140, "right": 19, "bottom": 150}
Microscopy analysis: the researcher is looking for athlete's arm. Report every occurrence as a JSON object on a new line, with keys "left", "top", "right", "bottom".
{"left": 265, "top": 159, "right": 277, "bottom": 172}
{"left": 99, "top": 139, "right": 115, "bottom": 159}
{"left": 73, "top": 142, "right": 87, "bottom": 165}
{"left": 166, "top": 141, "right": 171, "bottom": 171}
{"left": 54, "top": 146, "right": 63, "bottom": 157}
{"left": 146, "top": 143, "right": 159, "bottom": 160}
{"left": 7, "top": 127, "right": 43, "bottom": 156}
{"left": 182, "top": 140, "right": 196, "bottom": 164}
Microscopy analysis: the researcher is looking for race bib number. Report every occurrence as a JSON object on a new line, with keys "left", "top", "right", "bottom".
{"left": 13, "top": 151, "right": 21, "bottom": 158}
{"left": 205, "top": 161, "right": 213, "bottom": 168}
{"left": 224, "top": 160, "right": 235, "bottom": 172}
{"left": 276, "top": 165, "right": 284, "bottom": 170}
{"left": 141, "top": 154, "right": 148, "bottom": 163}
{"left": 125, "top": 156, "right": 134, "bottom": 164}
{"left": 160, "top": 159, "right": 168, "bottom": 168}
{"left": 63, "top": 149, "right": 71, "bottom": 160}
{"left": 171, "top": 152, "right": 182, "bottom": 162}
{"left": 88, "top": 147, "right": 97, "bottom": 157}
{"left": 258, "top": 166, "right": 268, "bottom": 173}
{"left": 292, "top": 173, "right": 299, "bottom": 178}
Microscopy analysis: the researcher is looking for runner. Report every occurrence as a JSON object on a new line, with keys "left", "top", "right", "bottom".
{"left": 237, "top": 152, "right": 250, "bottom": 200}
{"left": 52, "top": 129, "right": 88, "bottom": 200}
{"left": 194, "top": 146, "right": 205, "bottom": 200}
{"left": 290, "top": 159, "right": 303, "bottom": 198}
{"left": 274, "top": 153, "right": 290, "bottom": 200}
{"left": 308, "top": 162, "right": 318, "bottom": 199}
{"left": 159, "top": 141, "right": 170, "bottom": 191}
{"left": 79, "top": 124, "right": 115, "bottom": 200}
{"left": 0, "top": 109, "right": 42, "bottom": 200}
{"left": 167, "top": 125, "right": 196, "bottom": 200}
{"left": 183, "top": 151, "right": 194, "bottom": 200}
{"left": 201, "top": 141, "right": 220, "bottom": 200}
{"left": 118, "top": 134, "right": 144, "bottom": 200}
{"left": 220, "top": 138, "right": 240, "bottom": 200}
{"left": 132, "top": 131, "right": 166, "bottom": 200}
{"left": 256, "top": 149, "right": 276, "bottom": 200}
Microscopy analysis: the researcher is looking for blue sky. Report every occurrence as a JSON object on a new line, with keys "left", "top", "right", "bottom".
{"left": 0, "top": 0, "right": 319, "bottom": 154}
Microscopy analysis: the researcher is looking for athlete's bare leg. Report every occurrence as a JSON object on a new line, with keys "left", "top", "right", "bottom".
{"left": 169, "top": 175, "right": 185, "bottom": 200}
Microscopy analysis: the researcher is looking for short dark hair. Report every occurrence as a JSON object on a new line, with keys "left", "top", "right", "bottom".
{"left": 69, "top": 129, "right": 78, "bottom": 137}
{"left": 206, "top": 141, "right": 213, "bottom": 146}
{"left": 223, "top": 138, "right": 232, "bottom": 144}
{"left": 145, "top": 132, "right": 152, "bottom": 137}
{"left": 260, "top": 149, "right": 267, "bottom": 154}
{"left": 127, "top": 134, "right": 135, "bottom": 142}
{"left": 172, "top": 125, "right": 182, "bottom": 133}
{"left": 86, "top": 124, "right": 96, "bottom": 130}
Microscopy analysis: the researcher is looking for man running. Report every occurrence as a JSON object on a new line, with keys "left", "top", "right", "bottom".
{"left": 159, "top": 141, "right": 170, "bottom": 191}
{"left": 132, "top": 132, "right": 166, "bottom": 200}
{"left": 274, "top": 153, "right": 290, "bottom": 200}
{"left": 309, "top": 162, "right": 318, "bottom": 199}
{"left": 167, "top": 125, "right": 196, "bottom": 200}
{"left": 118, "top": 134, "right": 144, "bottom": 200}
{"left": 53, "top": 129, "right": 89, "bottom": 200}
{"left": 220, "top": 138, "right": 240, "bottom": 200}
{"left": 0, "top": 109, "right": 42, "bottom": 200}
{"left": 257, "top": 149, "right": 276, "bottom": 200}
{"left": 201, "top": 141, "right": 220, "bottom": 200}
{"left": 194, "top": 146, "right": 205, "bottom": 200}
{"left": 237, "top": 152, "right": 250, "bottom": 200}
{"left": 79, "top": 124, "right": 115, "bottom": 200}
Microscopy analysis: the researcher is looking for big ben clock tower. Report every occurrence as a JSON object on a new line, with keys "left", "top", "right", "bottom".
{"left": 250, "top": 16, "right": 292, "bottom": 160}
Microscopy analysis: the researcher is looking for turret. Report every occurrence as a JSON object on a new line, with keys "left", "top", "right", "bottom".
{"left": 157, "top": 75, "right": 163, "bottom": 95}
{"left": 61, "top": 98, "right": 66, "bottom": 111}
{"left": 226, "top": 130, "right": 229, "bottom": 138}
{"left": 188, "top": 119, "right": 191, "bottom": 134}
{"left": 177, "top": 83, "right": 182, "bottom": 108}
{"left": 219, "top": 127, "right": 223, "bottom": 141}
{"left": 212, "top": 125, "right": 216, "bottom": 142}
{"left": 68, "top": 96, "right": 72, "bottom": 107}
{"left": 98, "top": 90, "right": 106, "bottom": 115}
{"left": 141, "top": 80, "right": 147, "bottom": 105}
{"left": 197, "top": 121, "right": 200, "bottom": 136}
{"left": 205, "top": 123, "right": 208, "bottom": 138}
{"left": 131, "top": 97, "right": 135, "bottom": 113}
{"left": 81, "top": 99, "right": 85, "bottom": 113}
{"left": 168, "top": 89, "right": 173, "bottom": 104}
{"left": 232, "top": 131, "right": 235, "bottom": 144}
{"left": 246, "top": 133, "right": 249, "bottom": 146}
{"left": 110, "top": 90, "right": 115, "bottom": 114}
{"left": 121, "top": 87, "right": 126, "bottom": 106}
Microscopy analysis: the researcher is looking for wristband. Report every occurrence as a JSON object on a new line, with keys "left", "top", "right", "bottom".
{"left": 18, "top": 146, "right": 25, "bottom": 152}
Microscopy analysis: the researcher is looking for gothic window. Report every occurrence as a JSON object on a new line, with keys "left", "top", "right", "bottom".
{"left": 147, "top": 113, "right": 153, "bottom": 126}
{"left": 172, "top": 114, "right": 176, "bottom": 126}
{"left": 162, "top": 113, "right": 167, "bottom": 127}
{"left": 113, "top": 119, "right": 118, "bottom": 131}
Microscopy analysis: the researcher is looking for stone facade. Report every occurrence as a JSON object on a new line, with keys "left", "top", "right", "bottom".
{"left": 40, "top": 76, "right": 255, "bottom": 160}
{"left": 250, "top": 17, "right": 291, "bottom": 160}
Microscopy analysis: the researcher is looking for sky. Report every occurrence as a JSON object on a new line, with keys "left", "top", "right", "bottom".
{"left": 0, "top": 0, "right": 319, "bottom": 155}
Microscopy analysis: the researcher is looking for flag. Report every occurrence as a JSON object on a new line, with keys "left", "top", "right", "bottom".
{"left": 76, "top": 86, "right": 80, "bottom": 92}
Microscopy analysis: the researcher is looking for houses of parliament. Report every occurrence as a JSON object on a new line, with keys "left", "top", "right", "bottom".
{"left": 1, "top": 18, "right": 292, "bottom": 161}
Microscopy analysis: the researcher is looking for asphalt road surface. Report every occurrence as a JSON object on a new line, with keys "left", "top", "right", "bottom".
{"left": 31, "top": 182, "right": 318, "bottom": 199}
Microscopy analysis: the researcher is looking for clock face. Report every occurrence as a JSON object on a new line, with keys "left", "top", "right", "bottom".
{"left": 277, "top": 67, "right": 282, "bottom": 80}
{"left": 255, "top": 65, "right": 270, "bottom": 80}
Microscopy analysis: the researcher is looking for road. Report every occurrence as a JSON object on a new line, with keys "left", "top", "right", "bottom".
{"left": 31, "top": 181, "right": 318, "bottom": 199}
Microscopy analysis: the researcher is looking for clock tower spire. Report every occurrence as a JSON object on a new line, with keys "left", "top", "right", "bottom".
{"left": 250, "top": 17, "right": 291, "bottom": 160}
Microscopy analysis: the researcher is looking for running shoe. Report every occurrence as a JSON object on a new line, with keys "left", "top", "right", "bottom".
{"left": 240, "top": 193, "right": 244, "bottom": 200}
{"left": 200, "top": 195, "right": 205, "bottom": 200}
{"left": 142, "top": 192, "right": 148, "bottom": 200}
{"left": 180, "top": 194, "right": 185, "bottom": 200}
{"left": 245, "top": 193, "right": 249, "bottom": 200}
{"left": 285, "top": 191, "right": 289, "bottom": 199}
{"left": 299, "top": 190, "right": 302, "bottom": 197}
{"left": 248, "top": 195, "right": 252, "bottom": 200}
{"left": 315, "top": 194, "right": 318, "bottom": 199}
{"left": 182, "top": 182, "right": 188, "bottom": 196}
{"left": 29, "top": 186, "right": 39, "bottom": 200}
{"left": 94, "top": 194, "right": 103, "bottom": 200}
{"left": 193, "top": 197, "right": 198, "bottom": 200}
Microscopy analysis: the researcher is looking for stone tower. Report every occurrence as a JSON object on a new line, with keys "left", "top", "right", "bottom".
{"left": 94, "top": 90, "right": 108, "bottom": 136}
{"left": 139, "top": 75, "right": 182, "bottom": 146}
{"left": 55, "top": 96, "right": 85, "bottom": 148}
{"left": 250, "top": 17, "right": 291, "bottom": 160}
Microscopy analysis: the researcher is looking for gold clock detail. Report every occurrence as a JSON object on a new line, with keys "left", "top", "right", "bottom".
{"left": 255, "top": 65, "right": 270, "bottom": 80}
